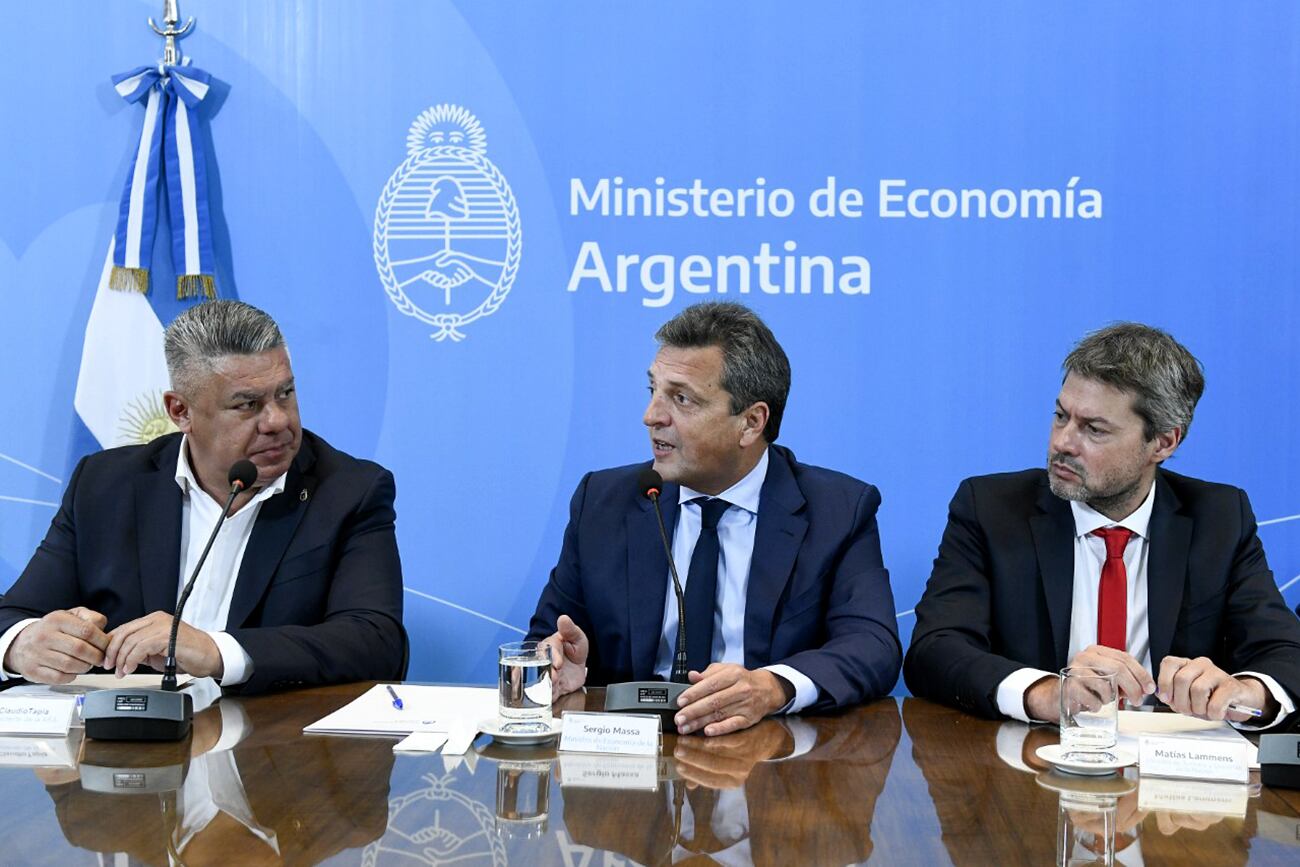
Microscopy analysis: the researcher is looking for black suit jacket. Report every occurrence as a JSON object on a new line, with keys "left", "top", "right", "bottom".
{"left": 904, "top": 468, "right": 1300, "bottom": 719}
{"left": 528, "top": 445, "right": 902, "bottom": 710}
{"left": 0, "top": 430, "right": 406, "bottom": 693}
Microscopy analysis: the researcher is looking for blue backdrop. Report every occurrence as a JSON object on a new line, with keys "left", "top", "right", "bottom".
{"left": 2, "top": 2, "right": 1297, "bottom": 691}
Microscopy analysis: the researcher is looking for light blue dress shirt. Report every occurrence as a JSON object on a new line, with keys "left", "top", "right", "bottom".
{"left": 653, "top": 448, "right": 820, "bottom": 712}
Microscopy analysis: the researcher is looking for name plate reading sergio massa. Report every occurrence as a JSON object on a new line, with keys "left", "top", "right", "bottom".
{"left": 559, "top": 711, "right": 660, "bottom": 756}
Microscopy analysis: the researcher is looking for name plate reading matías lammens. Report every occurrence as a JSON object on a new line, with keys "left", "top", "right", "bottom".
{"left": 559, "top": 711, "right": 660, "bottom": 756}
{"left": 1139, "top": 734, "right": 1250, "bottom": 783}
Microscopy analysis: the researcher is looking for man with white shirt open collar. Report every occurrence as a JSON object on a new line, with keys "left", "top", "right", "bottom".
{"left": 905, "top": 322, "right": 1300, "bottom": 726}
{"left": 529, "top": 302, "right": 901, "bottom": 736}
{"left": 0, "top": 300, "right": 405, "bottom": 693}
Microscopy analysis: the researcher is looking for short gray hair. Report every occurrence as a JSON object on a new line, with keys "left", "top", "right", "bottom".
{"left": 164, "top": 300, "right": 285, "bottom": 395}
{"left": 655, "top": 302, "right": 791, "bottom": 442}
{"left": 1063, "top": 322, "right": 1205, "bottom": 442}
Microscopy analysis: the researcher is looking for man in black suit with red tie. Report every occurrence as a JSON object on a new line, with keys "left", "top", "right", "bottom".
{"left": 905, "top": 323, "right": 1300, "bottom": 725}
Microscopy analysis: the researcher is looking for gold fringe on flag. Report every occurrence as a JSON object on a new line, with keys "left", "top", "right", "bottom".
{"left": 109, "top": 266, "right": 150, "bottom": 294}
{"left": 177, "top": 273, "right": 216, "bottom": 300}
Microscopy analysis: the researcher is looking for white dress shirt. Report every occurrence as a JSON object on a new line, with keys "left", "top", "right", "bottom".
{"left": 653, "top": 448, "right": 821, "bottom": 713}
{"left": 0, "top": 437, "right": 284, "bottom": 685}
{"left": 996, "top": 480, "right": 1295, "bottom": 725}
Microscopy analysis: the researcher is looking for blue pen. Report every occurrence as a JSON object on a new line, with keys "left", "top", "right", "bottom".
{"left": 1227, "top": 703, "right": 1262, "bottom": 718}
{"left": 386, "top": 684, "right": 404, "bottom": 710}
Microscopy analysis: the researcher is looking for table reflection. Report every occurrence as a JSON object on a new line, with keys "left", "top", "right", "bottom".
{"left": 559, "top": 698, "right": 901, "bottom": 865}
{"left": 37, "top": 693, "right": 394, "bottom": 865}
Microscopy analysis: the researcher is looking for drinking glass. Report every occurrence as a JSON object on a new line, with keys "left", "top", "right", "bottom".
{"left": 498, "top": 640, "right": 552, "bottom": 734}
{"left": 1059, "top": 667, "right": 1119, "bottom": 765}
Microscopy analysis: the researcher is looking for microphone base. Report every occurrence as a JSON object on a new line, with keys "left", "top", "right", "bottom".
{"left": 604, "top": 681, "right": 690, "bottom": 733}
{"left": 83, "top": 688, "right": 193, "bottom": 741}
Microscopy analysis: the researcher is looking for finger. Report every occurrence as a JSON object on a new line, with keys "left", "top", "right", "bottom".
{"left": 677, "top": 665, "right": 738, "bottom": 707}
{"left": 703, "top": 715, "right": 753, "bottom": 737}
{"left": 1188, "top": 667, "right": 1219, "bottom": 719}
{"left": 52, "top": 615, "right": 109, "bottom": 660}
{"left": 1169, "top": 659, "right": 1204, "bottom": 716}
{"left": 45, "top": 632, "right": 106, "bottom": 670}
{"left": 1206, "top": 678, "right": 1245, "bottom": 721}
{"left": 678, "top": 682, "right": 752, "bottom": 732}
{"left": 119, "top": 630, "right": 167, "bottom": 676}
{"left": 67, "top": 607, "right": 109, "bottom": 633}
{"left": 1087, "top": 647, "right": 1152, "bottom": 701}
{"left": 103, "top": 619, "right": 152, "bottom": 670}
{"left": 1157, "top": 656, "right": 1190, "bottom": 705}
{"left": 28, "top": 664, "right": 77, "bottom": 685}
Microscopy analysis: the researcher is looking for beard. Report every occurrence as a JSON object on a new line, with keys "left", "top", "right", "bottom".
{"left": 1047, "top": 451, "right": 1149, "bottom": 518}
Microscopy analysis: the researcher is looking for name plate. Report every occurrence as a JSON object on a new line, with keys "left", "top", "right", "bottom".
{"left": 1137, "top": 776, "right": 1249, "bottom": 817}
{"left": 559, "top": 711, "right": 660, "bottom": 756}
{"left": 0, "top": 697, "right": 76, "bottom": 736}
{"left": 559, "top": 753, "right": 659, "bottom": 790}
{"left": 1139, "top": 734, "right": 1249, "bottom": 783}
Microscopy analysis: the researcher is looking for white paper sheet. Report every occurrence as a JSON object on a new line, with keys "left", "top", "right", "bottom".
{"left": 303, "top": 684, "right": 497, "bottom": 747}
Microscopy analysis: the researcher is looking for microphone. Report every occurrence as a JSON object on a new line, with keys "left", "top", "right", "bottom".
{"left": 603, "top": 467, "right": 694, "bottom": 732}
{"left": 638, "top": 468, "right": 688, "bottom": 684}
{"left": 84, "top": 459, "right": 259, "bottom": 741}
{"left": 163, "top": 459, "right": 257, "bottom": 690}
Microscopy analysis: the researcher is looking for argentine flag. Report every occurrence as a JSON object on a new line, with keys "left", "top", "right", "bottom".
{"left": 71, "top": 239, "right": 178, "bottom": 452}
{"left": 71, "top": 63, "right": 222, "bottom": 458}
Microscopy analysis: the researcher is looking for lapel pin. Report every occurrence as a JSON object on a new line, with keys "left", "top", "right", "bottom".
{"left": 299, "top": 489, "right": 309, "bottom": 503}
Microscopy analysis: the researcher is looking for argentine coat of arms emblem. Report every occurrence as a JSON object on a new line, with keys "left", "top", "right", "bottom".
{"left": 373, "top": 105, "right": 521, "bottom": 341}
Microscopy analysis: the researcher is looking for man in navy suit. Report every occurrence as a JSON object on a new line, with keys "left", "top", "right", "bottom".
{"left": 905, "top": 323, "right": 1300, "bottom": 725}
{"left": 529, "top": 302, "right": 900, "bottom": 736}
{"left": 0, "top": 300, "right": 405, "bottom": 693}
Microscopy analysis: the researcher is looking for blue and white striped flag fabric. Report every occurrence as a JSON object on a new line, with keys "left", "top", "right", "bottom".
{"left": 109, "top": 64, "right": 216, "bottom": 299}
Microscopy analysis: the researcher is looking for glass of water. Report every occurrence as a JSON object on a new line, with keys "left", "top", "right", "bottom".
{"left": 1059, "top": 667, "right": 1119, "bottom": 765}
{"left": 498, "top": 640, "right": 553, "bottom": 734}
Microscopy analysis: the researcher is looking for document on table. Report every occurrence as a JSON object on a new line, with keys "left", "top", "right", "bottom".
{"left": 303, "top": 684, "right": 498, "bottom": 752}
{"left": 4, "top": 673, "right": 194, "bottom": 695}
{"left": 1118, "top": 710, "right": 1259, "bottom": 769}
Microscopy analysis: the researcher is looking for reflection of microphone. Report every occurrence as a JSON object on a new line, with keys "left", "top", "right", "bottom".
{"left": 84, "top": 460, "right": 258, "bottom": 741}
{"left": 604, "top": 468, "right": 691, "bottom": 732}
{"left": 638, "top": 468, "right": 688, "bottom": 684}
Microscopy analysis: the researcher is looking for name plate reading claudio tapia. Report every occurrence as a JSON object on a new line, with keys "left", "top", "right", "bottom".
{"left": 0, "top": 697, "right": 76, "bottom": 737}
{"left": 559, "top": 711, "right": 660, "bottom": 756}
{"left": 1139, "top": 734, "right": 1250, "bottom": 783}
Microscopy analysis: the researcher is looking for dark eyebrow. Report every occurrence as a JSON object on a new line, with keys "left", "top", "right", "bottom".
{"left": 1056, "top": 399, "right": 1111, "bottom": 427}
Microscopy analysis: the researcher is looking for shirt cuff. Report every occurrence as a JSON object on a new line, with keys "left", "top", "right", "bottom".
{"left": 763, "top": 664, "right": 819, "bottom": 714}
{"left": 209, "top": 631, "right": 254, "bottom": 686}
{"left": 996, "top": 667, "right": 1056, "bottom": 722}
{"left": 1231, "top": 671, "right": 1296, "bottom": 730}
{"left": 0, "top": 619, "right": 40, "bottom": 680}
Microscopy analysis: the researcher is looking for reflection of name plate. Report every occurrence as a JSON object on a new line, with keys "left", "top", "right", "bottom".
{"left": 1137, "top": 776, "right": 1249, "bottom": 817}
{"left": 0, "top": 697, "right": 77, "bottom": 736}
{"left": 558, "top": 753, "right": 659, "bottom": 791}
{"left": 558, "top": 711, "right": 660, "bottom": 756}
{"left": 1139, "top": 734, "right": 1249, "bottom": 783}
{"left": 0, "top": 732, "right": 81, "bottom": 768}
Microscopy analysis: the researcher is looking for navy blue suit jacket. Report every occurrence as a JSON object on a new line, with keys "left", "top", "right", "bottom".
{"left": 0, "top": 431, "right": 406, "bottom": 693}
{"left": 904, "top": 468, "right": 1300, "bottom": 719}
{"left": 528, "top": 445, "right": 902, "bottom": 710}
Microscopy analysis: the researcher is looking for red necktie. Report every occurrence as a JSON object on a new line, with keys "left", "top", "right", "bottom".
{"left": 1091, "top": 527, "right": 1133, "bottom": 651}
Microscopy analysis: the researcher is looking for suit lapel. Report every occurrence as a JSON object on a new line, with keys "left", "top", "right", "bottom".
{"left": 135, "top": 437, "right": 185, "bottom": 617}
{"left": 626, "top": 482, "right": 678, "bottom": 679}
{"left": 1146, "top": 473, "right": 1189, "bottom": 666}
{"left": 744, "top": 448, "right": 808, "bottom": 667}
{"left": 225, "top": 442, "right": 316, "bottom": 629}
{"left": 1030, "top": 482, "right": 1076, "bottom": 667}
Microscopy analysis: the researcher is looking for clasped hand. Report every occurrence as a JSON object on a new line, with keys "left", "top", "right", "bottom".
{"left": 542, "top": 615, "right": 789, "bottom": 736}
{"left": 1026, "top": 644, "right": 1269, "bottom": 723}
{"left": 4, "top": 607, "right": 223, "bottom": 683}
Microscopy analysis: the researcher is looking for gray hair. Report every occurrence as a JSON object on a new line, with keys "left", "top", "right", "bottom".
{"left": 655, "top": 302, "right": 791, "bottom": 442}
{"left": 1063, "top": 322, "right": 1205, "bottom": 442}
{"left": 164, "top": 300, "right": 285, "bottom": 395}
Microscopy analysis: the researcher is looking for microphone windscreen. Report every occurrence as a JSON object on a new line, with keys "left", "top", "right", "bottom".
{"left": 228, "top": 459, "right": 258, "bottom": 490}
{"left": 637, "top": 467, "right": 663, "bottom": 499}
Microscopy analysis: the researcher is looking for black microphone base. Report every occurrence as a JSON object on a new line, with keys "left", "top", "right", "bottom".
{"left": 604, "top": 681, "right": 690, "bottom": 733}
{"left": 83, "top": 688, "right": 193, "bottom": 741}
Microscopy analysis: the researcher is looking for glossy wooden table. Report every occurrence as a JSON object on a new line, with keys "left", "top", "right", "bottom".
{"left": 2, "top": 683, "right": 1299, "bottom": 865}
